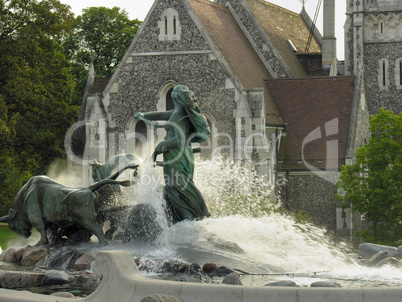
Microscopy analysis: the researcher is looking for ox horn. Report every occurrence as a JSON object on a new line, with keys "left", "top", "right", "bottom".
{"left": 0, "top": 215, "right": 9, "bottom": 223}
{"left": 88, "top": 160, "right": 101, "bottom": 167}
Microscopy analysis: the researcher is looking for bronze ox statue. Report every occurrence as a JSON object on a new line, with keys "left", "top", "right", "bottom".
{"left": 0, "top": 164, "right": 138, "bottom": 246}
{"left": 89, "top": 153, "right": 142, "bottom": 182}
{"left": 88, "top": 153, "right": 142, "bottom": 240}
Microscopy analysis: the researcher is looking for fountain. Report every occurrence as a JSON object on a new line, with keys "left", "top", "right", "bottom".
{"left": 0, "top": 85, "right": 401, "bottom": 301}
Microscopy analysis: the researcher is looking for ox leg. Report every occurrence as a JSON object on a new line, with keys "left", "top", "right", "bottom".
{"left": 79, "top": 217, "right": 107, "bottom": 246}
{"left": 26, "top": 200, "right": 48, "bottom": 245}
{"left": 30, "top": 219, "right": 48, "bottom": 245}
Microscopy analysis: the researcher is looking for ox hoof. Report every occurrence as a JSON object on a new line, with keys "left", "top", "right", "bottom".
{"left": 98, "top": 241, "right": 108, "bottom": 247}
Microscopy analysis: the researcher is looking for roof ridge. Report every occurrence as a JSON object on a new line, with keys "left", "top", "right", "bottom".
{"left": 265, "top": 75, "right": 356, "bottom": 82}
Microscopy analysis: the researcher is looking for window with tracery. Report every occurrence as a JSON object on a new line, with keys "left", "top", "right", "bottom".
{"left": 158, "top": 8, "right": 181, "bottom": 41}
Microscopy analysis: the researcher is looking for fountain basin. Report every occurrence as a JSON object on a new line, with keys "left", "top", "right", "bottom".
{"left": 1, "top": 250, "right": 401, "bottom": 302}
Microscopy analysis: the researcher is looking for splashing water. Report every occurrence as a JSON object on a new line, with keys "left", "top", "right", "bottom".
{"left": 117, "top": 158, "right": 402, "bottom": 287}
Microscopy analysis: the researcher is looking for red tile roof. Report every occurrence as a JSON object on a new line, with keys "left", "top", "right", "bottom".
{"left": 189, "top": 0, "right": 282, "bottom": 123}
{"left": 246, "top": 0, "right": 321, "bottom": 78}
{"left": 265, "top": 76, "right": 355, "bottom": 171}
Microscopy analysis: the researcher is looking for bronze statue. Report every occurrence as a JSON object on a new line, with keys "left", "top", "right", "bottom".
{"left": 89, "top": 153, "right": 141, "bottom": 240}
{"left": 0, "top": 164, "right": 138, "bottom": 246}
{"left": 134, "top": 85, "right": 210, "bottom": 223}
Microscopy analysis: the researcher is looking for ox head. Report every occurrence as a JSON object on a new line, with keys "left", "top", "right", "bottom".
{"left": 3, "top": 208, "right": 32, "bottom": 239}
{"left": 89, "top": 160, "right": 103, "bottom": 182}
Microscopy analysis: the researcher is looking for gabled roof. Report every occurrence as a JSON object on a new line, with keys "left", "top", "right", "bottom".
{"left": 265, "top": 76, "right": 355, "bottom": 171}
{"left": 246, "top": 0, "right": 321, "bottom": 78}
{"left": 189, "top": 0, "right": 282, "bottom": 123}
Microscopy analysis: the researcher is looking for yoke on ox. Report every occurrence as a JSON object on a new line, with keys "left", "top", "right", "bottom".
{"left": 0, "top": 164, "right": 138, "bottom": 246}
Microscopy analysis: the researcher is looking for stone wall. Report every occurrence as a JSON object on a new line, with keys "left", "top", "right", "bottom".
{"left": 104, "top": 0, "right": 238, "bottom": 158}
{"left": 364, "top": 42, "right": 402, "bottom": 114}
{"left": 278, "top": 173, "right": 337, "bottom": 233}
{"left": 345, "top": 1, "right": 402, "bottom": 114}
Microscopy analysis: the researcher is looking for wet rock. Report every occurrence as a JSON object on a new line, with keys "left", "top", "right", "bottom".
{"left": 72, "top": 273, "right": 100, "bottom": 290}
{"left": 134, "top": 257, "right": 141, "bottom": 266}
{"left": 398, "top": 245, "right": 402, "bottom": 256}
{"left": 21, "top": 245, "right": 49, "bottom": 267}
{"left": 368, "top": 251, "right": 389, "bottom": 266}
{"left": 211, "top": 266, "right": 235, "bottom": 277}
{"left": 74, "top": 252, "right": 94, "bottom": 271}
{"left": 222, "top": 272, "right": 242, "bottom": 285}
{"left": 265, "top": 280, "right": 299, "bottom": 287}
{"left": 138, "top": 258, "right": 158, "bottom": 273}
{"left": 358, "top": 243, "right": 398, "bottom": 259}
{"left": 44, "top": 248, "right": 83, "bottom": 270}
{"left": 140, "top": 294, "right": 179, "bottom": 302}
{"left": 15, "top": 247, "right": 27, "bottom": 263}
{"left": 311, "top": 281, "right": 341, "bottom": 287}
{"left": 376, "top": 257, "right": 399, "bottom": 267}
{"left": 176, "top": 275, "right": 202, "bottom": 283}
{"left": 2, "top": 248, "right": 17, "bottom": 263}
{"left": 189, "top": 263, "right": 201, "bottom": 274}
{"left": 202, "top": 263, "right": 217, "bottom": 274}
{"left": 41, "top": 270, "right": 71, "bottom": 286}
{"left": 207, "top": 234, "right": 244, "bottom": 254}
{"left": 0, "top": 271, "right": 44, "bottom": 289}
{"left": 125, "top": 204, "right": 163, "bottom": 242}
{"left": 160, "top": 260, "right": 189, "bottom": 274}
{"left": 50, "top": 292, "right": 75, "bottom": 298}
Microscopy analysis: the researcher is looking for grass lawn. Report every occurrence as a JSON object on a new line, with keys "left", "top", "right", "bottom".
{"left": 0, "top": 223, "right": 20, "bottom": 251}
{"left": 0, "top": 223, "right": 39, "bottom": 251}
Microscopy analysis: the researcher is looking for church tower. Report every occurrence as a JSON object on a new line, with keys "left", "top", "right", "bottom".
{"left": 344, "top": 0, "right": 402, "bottom": 114}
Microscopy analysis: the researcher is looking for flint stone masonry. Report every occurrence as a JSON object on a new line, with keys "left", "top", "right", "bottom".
{"left": 279, "top": 173, "right": 337, "bottom": 232}
{"left": 102, "top": 1, "right": 239, "bottom": 155}
{"left": 364, "top": 42, "right": 402, "bottom": 114}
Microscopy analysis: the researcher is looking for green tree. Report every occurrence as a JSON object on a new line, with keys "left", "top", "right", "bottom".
{"left": 62, "top": 6, "right": 141, "bottom": 106}
{"left": 0, "top": 0, "right": 78, "bottom": 215}
{"left": 336, "top": 108, "right": 402, "bottom": 245}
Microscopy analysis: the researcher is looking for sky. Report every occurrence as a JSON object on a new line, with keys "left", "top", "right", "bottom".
{"left": 60, "top": 0, "right": 345, "bottom": 60}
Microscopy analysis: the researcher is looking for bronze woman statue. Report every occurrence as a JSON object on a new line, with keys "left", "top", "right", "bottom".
{"left": 134, "top": 85, "right": 210, "bottom": 223}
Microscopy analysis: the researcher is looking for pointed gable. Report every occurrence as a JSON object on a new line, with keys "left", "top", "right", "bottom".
{"left": 246, "top": 0, "right": 321, "bottom": 78}
{"left": 189, "top": 0, "right": 282, "bottom": 123}
{"left": 190, "top": 0, "right": 273, "bottom": 88}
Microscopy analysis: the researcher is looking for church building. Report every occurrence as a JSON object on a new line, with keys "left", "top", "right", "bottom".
{"left": 72, "top": 0, "right": 401, "bottom": 242}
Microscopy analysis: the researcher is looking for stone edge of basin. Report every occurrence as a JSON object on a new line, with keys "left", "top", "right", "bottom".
{"left": 1, "top": 250, "right": 401, "bottom": 302}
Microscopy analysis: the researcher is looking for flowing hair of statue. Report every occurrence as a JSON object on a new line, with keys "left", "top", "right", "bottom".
{"left": 172, "top": 85, "right": 210, "bottom": 144}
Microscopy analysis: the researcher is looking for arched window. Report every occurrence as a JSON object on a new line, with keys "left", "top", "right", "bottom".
{"left": 166, "top": 88, "right": 174, "bottom": 111}
{"left": 378, "top": 17, "right": 386, "bottom": 38}
{"left": 158, "top": 8, "right": 181, "bottom": 41}
{"left": 378, "top": 58, "right": 389, "bottom": 90}
{"left": 396, "top": 58, "right": 402, "bottom": 89}
{"left": 126, "top": 118, "right": 151, "bottom": 160}
{"left": 134, "top": 121, "right": 148, "bottom": 157}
